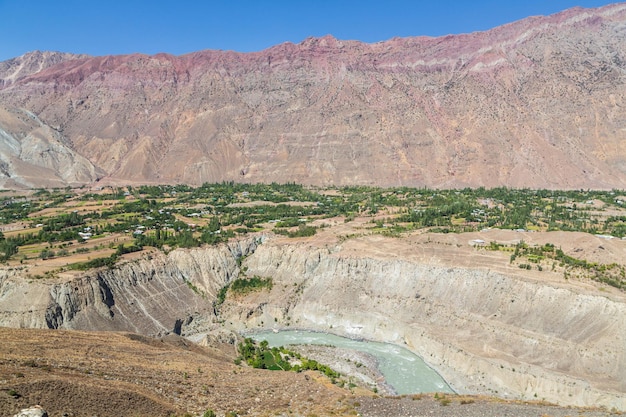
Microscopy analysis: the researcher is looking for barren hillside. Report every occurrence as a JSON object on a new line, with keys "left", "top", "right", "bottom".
{"left": 0, "top": 328, "right": 350, "bottom": 417}
{"left": 1, "top": 4, "right": 626, "bottom": 188}
{"left": 1, "top": 328, "right": 614, "bottom": 417}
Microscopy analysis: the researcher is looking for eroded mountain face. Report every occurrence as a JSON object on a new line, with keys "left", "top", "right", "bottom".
{"left": 1, "top": 4, "right": 626, "bottom": 189}
{"left": 0, "top": 106, "right": 103, "bottom": 188}
{"left": 0, "top": 50, "right": 89, "bottom": 88}
{"left": 1, "top": 232, "right": 624, "bottom": 410}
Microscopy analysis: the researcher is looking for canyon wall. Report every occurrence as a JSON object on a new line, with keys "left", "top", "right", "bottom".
{"left": 0, "top": 237, "right": 260, "bottom": 334}
{"left": 0, "top": 235, "right": 624, "bottom": 410}
{"left": 226, "top": 240, "right": 626, "bottom": 410}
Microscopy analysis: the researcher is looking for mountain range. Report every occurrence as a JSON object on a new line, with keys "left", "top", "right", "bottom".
{"left": 1, "top": 3, "right": 626, "bottom": 189}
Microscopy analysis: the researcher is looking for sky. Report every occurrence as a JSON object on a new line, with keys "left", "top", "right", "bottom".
{"left": 0, "top": 0, "right": 620, "bottom": 61}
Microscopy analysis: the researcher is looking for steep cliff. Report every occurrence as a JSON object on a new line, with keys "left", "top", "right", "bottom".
{"left": 222, "top": 236, "right": 626, "bottom": 410}
{"left": 0, "top": 237, "right": 262, "bottom": 335}
{"left": 0, "top": 233, "right": 624, "bottom": 410}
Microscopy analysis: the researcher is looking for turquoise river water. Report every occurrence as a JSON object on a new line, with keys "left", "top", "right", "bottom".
{"left": 251, "top": 330, "right": 454, "bottom": 395}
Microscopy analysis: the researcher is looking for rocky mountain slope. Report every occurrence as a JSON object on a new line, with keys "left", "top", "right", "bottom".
{"left": 1, "top": 4, "right": 626, "bottom": 188}
{"left": 0, "top": 106, "right": 102, "bottom": 188}
{"left": 0, "top": 51, "right": 87, "bottom": 88}
{"left": 1, "top": 231, "right": 624, "bottom": 410}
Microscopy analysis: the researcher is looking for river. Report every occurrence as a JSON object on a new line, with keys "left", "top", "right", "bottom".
{"left": 250, "top": 330, "right": 454, "bottom": 395}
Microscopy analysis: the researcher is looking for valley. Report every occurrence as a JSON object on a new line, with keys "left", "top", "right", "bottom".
{"left": 0, "top": 184, "right": 625, "bottom": 414}
{"left": 1, "top": 3, "right": 626, "bottom": 415}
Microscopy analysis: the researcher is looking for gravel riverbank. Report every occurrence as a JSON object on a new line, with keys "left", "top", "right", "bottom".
{"left": 286, "top": 344, "right": 396, "bottom": 395}
{"left": 282, "top": 343, "right": 617, "bottom": 417}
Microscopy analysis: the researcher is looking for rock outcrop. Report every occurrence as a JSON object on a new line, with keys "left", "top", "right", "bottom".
{"left": 0, "top": 237, "right": 262, "bottom": 335}
{"left": 13, "top": 405, "right": 48, "bottom": 417}
{"left": 0, "top": 106, "right": 103, "bottom": 188}
{"left": 1, "top": 4, "right": 626, "bottom": 188}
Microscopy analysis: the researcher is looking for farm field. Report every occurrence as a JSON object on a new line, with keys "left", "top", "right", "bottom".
{"left": 0, "top": 184, "right": 624, "bottom": 290}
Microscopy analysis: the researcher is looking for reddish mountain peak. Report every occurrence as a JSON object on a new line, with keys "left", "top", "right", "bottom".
{"left": 3, "top": 2, "right": 621, "bottom": 87}
{"left": 0, "top": 3, "right": 625, "bottom": 189}
{"left": 299, "top": 34, "right": 342, "bottom": 48}
{"left": 0, "top": 50, "right": 90, "bottom": 88}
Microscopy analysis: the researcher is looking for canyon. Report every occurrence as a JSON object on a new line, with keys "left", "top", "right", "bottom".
{"left": 1, "top": 227, "right": 624, "bottom": 411}
{"left": 0, "top": 4, "right": 626, "bottom": 188}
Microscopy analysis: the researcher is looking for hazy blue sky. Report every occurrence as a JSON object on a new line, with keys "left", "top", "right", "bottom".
{"left": 0, "top": 0, "right": 619, "bottom": 61}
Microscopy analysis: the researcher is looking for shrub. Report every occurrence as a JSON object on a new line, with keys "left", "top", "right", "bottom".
{"left": 230, "top": 276, "right": 273, "bottom": 295}
{"left": 289, "top": 225, "right": 316, "bottom": 238}
{"left": 40, "top": 249, "right": 55, "bottom": 260}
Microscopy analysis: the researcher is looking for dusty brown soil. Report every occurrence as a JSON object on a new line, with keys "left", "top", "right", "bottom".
{"left": 356, "top": 394, "right": 618, "bottom": 417}
{"left": 1, "top": 328, "right": 620, "bottom": 417}
{"left": 0, "top": 328, "right": 351, "bottom": 417}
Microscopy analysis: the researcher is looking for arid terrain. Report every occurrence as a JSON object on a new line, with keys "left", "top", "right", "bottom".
{"left": 1, "top": 3, "right": 626, "bottom": 416}
{"left": 0, "top": 327, "right": 618, "bottom": 417}
{"left": 0, "top": 328, "right": 351, "bottom": 417}
{"left": 1, "top": 4, "right": 626, "bottom": 189}
{"left": 0, "top": 184, "right": 625, "bottom": 415}
{"left": 1, "top": 215, "right": 626, "bottom": 413}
